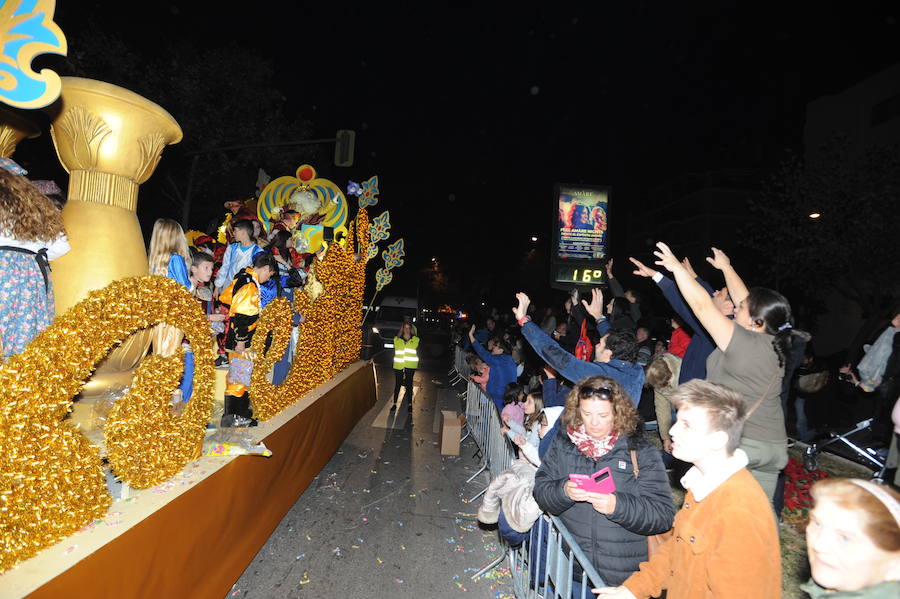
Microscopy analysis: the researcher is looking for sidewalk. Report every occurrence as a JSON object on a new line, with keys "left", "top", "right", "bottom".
{"left": 230, "top": 357, "right": 514, "bottom": 598}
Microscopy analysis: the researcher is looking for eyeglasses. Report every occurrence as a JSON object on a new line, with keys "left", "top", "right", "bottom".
{"left": 578, "top": 385, "right": 613, "bottom": 400}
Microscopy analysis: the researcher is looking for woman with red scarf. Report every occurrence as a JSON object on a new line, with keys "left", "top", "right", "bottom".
{"left": 533, "top": 376, "right": 675, "bottom": 590}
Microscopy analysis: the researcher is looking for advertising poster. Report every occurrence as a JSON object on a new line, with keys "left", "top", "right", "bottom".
{"left": 557, "top": 185, "right": 608, "bottom": 260}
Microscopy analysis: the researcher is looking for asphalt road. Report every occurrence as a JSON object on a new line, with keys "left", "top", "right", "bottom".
{"left": 229, "top": 350, "right": 514, "bottom": 598}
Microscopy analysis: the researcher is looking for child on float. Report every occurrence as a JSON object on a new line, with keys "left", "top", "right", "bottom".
{"left": 188, "top": 251, "right": 227, "bottom": 331}
{"left": 0, "top": 161, "right": 70, "bottom": 356}
{"left": 214, "top": 219, "right": 263, "bottom": 296}
{"left": 218, "top": 251, "right": 277, "bottom": 427}
{"left": 148, "top": 218, "right": 194, "bottom": 402}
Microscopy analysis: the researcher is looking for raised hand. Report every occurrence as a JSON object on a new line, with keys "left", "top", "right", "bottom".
{"left": 468, "top": 324, "right": 476, "bottom": 342}
{"left": 652, "top": 242, "right": 683, "bottom": 274}
{"left": 705, "top": 247, "right": 731, "bottom": 271}
{"left": 581, "top": 288, "right": 605, "bottom": 320}
{"left": 513, "top": 292, "right": 531, "bottom": 322}
{"left": 605, "top": 258, "right": 614, "bottom": 278}
{"left": 629, "top": 257, "right": 657, "bottom": 278}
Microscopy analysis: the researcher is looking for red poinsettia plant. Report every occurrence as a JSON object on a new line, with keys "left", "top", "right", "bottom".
{"left": 782, "top": 457, "right": 829, "bottom": 523}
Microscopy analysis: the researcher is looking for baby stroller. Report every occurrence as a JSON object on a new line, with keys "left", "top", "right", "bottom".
{"left": 804, "top": 417, "right": 888, "bottom": 482}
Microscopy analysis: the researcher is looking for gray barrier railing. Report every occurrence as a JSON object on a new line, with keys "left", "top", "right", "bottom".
{"left": 452, "top": 346, "right": 606, "bottom": 597}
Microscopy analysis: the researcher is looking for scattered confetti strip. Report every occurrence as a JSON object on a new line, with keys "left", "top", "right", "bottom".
{"left": 63, "top": 545, "right": 78, "bottom": 555}
{"left": 351, "top": 545, "right": 360, "bottom": 549}
{"left": 362, "top": 517, "right": 369, "bottom": 522}
{"left": 306, "top": 535, "right": 312, "bottom": 541}
{"left": 409, "top": 494, "right": 417, "bottom": 498}
{"left": 299, "top": 572, "right": 310, "bottom": 585}
{"left": 400, "top": 545, "right": 406, "bottom": 550}
{"left": 376, "top": 557, "right": 383, "bottom": 564}
{"left": 231, "top": 591, "right": 241, "bottom": 597}
{"left": 395, "top": 578, "right": 405, "bottom": 584}
{"left": 333, "top": 547, "right": 342, "bottom": 557}
{"left": 454, "top": 581, "right": 468, "bottom": 591}
{"left": 295, "top": 554, "right": 305, "bottom": 560}
{"left": 370, "top": 470, "right": 378, "bottom": 474}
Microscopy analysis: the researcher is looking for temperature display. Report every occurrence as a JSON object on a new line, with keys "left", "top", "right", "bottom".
{"left": 555, "top": 266, "right": 606, "bottom": 285}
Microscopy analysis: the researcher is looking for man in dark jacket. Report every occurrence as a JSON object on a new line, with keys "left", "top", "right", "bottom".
{"left": 469, "top": 325, "right": 518, "bottom": 413}
{"left": 514, "top": 291, "right": 645, "bottom": 407}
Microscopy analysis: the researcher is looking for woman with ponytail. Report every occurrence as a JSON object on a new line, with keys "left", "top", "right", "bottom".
{"left": 653, "top": 242, "right": 800, "bottom": 503}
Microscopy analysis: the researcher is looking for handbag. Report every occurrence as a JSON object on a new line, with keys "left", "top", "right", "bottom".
{"left": 630, "top": 449, "right": 673, "bottom": 557}
{"left": 574, "top": 319, "right": 594, "bottom": 362}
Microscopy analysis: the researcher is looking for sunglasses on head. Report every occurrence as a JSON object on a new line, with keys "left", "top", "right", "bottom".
{"left": 578, "top": 385, "right": 613, "bottom": 400}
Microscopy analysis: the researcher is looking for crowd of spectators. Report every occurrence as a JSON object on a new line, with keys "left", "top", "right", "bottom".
{"left": 460, "top": 245, "right": 900, "bottom": 598}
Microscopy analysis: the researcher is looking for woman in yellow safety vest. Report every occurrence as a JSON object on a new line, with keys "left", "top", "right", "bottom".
{"left": 391, "top": 321, "right": 420, "bottom": 411}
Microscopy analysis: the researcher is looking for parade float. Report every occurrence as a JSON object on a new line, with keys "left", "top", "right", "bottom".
{"left": 0, "top": 5, "right": 402, "bottom": 596}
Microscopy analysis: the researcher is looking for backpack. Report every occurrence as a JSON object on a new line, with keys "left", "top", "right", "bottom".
{"left": 574, "top": 319, "right": 593, "bottom": 361}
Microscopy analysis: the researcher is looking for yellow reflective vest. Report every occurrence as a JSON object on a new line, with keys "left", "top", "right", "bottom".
{"left": 393, "top": 336, "right": 420, "bottom": 370}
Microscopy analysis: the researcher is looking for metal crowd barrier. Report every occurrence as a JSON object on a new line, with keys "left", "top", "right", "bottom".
{"left": 452, "top": 347, "right": 605, "bottom": 597}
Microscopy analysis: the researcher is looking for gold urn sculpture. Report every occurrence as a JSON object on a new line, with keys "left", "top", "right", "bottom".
{"left": 44, "top": 77, "right": 183, "bottom": 393}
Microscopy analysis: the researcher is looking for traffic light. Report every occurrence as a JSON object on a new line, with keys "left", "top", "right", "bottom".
{"left": 334, "top": 129, "right": 356, "bottom": 167}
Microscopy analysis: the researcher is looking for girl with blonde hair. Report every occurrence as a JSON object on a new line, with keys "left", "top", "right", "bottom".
{"left": 147, "top": 218, "right": 193, "bottom": 401}
{"left": 0, "top": 163, "right": 70, "bottom": 356}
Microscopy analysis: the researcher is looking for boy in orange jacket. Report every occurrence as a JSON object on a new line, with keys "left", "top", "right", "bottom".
{"left": 594, "top": 379, "right": 781, "bottom": 599}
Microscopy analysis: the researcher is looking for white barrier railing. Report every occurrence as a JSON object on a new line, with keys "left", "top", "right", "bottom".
{"left": 452, "top": 346, "right": 606, "bottom": 597}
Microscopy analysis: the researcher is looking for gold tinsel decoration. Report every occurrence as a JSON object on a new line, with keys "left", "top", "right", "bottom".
{"left": 0, "top": 207, "right": 372, "bottom": 570}
{"left": 248, "top": 208, "right": 370, "bottom": 420}
{"left": 246, "top": 297, "right": 293, "bottom": 420}
{"left": 0, "top": 275, "right": 215, "bottom": 572}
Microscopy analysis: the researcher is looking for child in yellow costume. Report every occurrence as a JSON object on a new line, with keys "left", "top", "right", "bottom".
{"left": 218, "top": 251, "right": 277, "bottom": 427}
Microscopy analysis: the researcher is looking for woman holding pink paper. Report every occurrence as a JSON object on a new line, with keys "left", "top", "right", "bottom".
{"left": 533, "top": 375, "right": 675, "bottom": 587}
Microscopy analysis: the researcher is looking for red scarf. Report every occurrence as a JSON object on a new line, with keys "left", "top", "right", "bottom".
{"left": 567, "top": 426, "right": 619, "bottom": 460}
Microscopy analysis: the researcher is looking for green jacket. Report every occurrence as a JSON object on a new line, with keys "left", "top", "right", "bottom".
{"left": 802, "top": 580, "right": 900, "bottom": 599}
{"left": 393, "top": 336, "right": 419, "bottom": 370}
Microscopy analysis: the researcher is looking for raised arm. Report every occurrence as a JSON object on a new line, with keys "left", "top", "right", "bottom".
{"left": 706, "top": 247, "right": 749, "bottom": 307}
{"left": 654, "top": 242, "right": 735, "bottom": 351}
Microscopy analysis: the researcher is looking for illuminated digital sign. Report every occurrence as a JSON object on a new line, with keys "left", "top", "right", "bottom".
{"left": 550, "top": 183, "right": 610, "bottom": 289}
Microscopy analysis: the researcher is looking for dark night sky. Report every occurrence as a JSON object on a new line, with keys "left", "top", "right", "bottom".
{"left": 50, "top": 2, "right": 900, "bottom": 302}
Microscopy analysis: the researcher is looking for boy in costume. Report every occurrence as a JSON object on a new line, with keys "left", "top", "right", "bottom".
{"left": 218, "top": 252, "right": 277, "bottom": 427}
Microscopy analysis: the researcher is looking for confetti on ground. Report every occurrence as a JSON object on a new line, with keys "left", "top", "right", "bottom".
{"left": 395, "top": 578, "right": 405, "bottom": 584}
{"left": 333, "top": 547, "right": 342, "bottom": 557}
{"left": 454, "top": 581, "right": 469, "bottom": 591}
{"left": 351, "top": 545, "right": 360, "bottom": 549}
{"left": 63, "top": 545, "right": 77, "bottom": 555}
{"left": 231, "top": 590, "right": 241, "bottom": 596}
{"left": 295, "top": 554, "right": 305, "bottom": 560}
{"left": 362, "top": 517, "right": 369, "bottom": 522}
{"left": 299, "top": 572, "right": 310, "bottom": 585}
{"left": 409, "top": 494, "right": 416, "bottom": 498}
{"left": 306, "top": 535, "right": 312, "bottom": 541}
{"left": 376, "top": 557, "right": 383, "bottom": 564}
{"left": 400, "top": 545, "right": 406, "bottom": 550}
{"left": 370, "top": 470, "right": 378, "bottom": 474}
